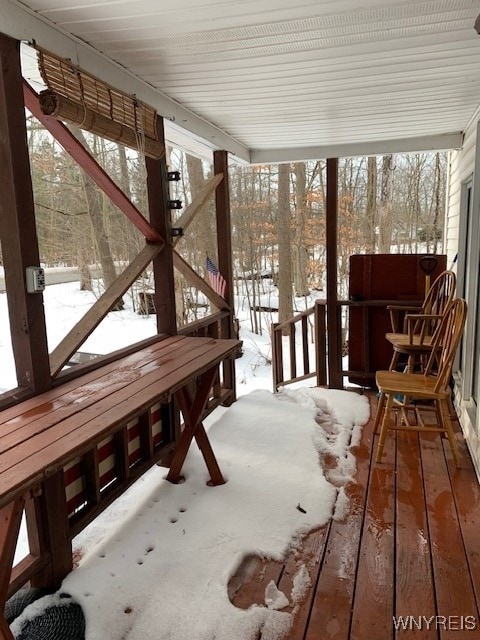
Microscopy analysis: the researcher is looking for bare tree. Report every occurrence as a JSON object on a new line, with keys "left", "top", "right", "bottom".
{"left": 431, "top": 152, "right": 443, "bottom": 254}
{"left": 71, "top": 127, "right": 124, "bottom": 309}
{"left": 117, "top": 144, "right": 143, "bottom": 262}
{"left": 292, "top": 162, "right": 309, "bottom": 296}
{"left": 378, "top": 154, "right": 394, "bottom": 253}
{"left": 277, "top": 163, "right": 293, "bottom": 327}
{"left": 366, "top": 156, "right": 377, "bottom": 251}
{"left": 186, "top": 153, "right": 216, "bottom": 262}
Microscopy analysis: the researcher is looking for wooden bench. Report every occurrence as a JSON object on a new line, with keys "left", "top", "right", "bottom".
{"left": 0, "top": 334, "right": 240, "bottom": 640}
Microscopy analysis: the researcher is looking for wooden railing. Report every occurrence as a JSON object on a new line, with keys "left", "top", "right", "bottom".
{"left": 271, "top": 303, "right": 326, "bottom": 391}
{"left": 272, "top": 298, "right": 422, "bottom": 390}
{"left": 178, "top": 310, "right": 228, "bottom": 338}
{"left": 179, "top": 310, "right": 236, "bottom": 408}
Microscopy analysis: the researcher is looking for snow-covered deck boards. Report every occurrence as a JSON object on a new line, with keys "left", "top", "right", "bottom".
{"left": 228, "top": 393, "right": 480, "bottom": 639}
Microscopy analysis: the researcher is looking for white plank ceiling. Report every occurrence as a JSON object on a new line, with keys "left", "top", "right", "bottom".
{"left": 5, "top": 0, "right": 480, "bottom": 162}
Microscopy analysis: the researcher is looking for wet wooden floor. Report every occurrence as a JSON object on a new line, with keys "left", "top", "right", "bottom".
{"left": 228, "top": 393, "right": 480, "bottom": 639}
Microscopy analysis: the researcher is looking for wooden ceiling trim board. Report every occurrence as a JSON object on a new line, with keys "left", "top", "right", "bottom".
{"left": 250, "top": 133, "right": 464, "bottom": 164}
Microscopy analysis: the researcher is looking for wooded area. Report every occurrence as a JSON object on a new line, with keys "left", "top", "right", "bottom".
{"left": 5, "top": 115, "right": 447, "bottom": 336}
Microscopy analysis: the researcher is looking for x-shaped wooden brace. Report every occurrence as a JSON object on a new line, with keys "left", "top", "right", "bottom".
{"left": 166, "top": 366, "right": 225, "bottom": 486}
{"left": 0, "top": 497, "right": 25, "bottom": 640}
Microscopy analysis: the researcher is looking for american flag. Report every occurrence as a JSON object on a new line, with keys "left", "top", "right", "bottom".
{"left": 206, "top": 256, "right": 227, "bottom": 298}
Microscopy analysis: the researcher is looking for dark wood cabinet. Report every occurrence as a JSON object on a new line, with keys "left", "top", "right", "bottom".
{"left": 348, "top": 254, "right": 447, "bottom": 387}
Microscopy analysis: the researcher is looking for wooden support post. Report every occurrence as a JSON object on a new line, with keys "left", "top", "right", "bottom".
{"left": 271, "top": 323, "right": 283, "bottom": 391}
{"left": 326, "top": 158, "right": 343, "bottom": 389}
{"left": 31, "top": 473, "right": 72, "bottom": 589}
{"left": 213, "top": 151, "right": 236, "bottom": 402}
{"left": 146, "top": 116, "right": 177, "bottom": 336}
{"left": 301, "top": 313, "right": 310, "bottom": 374}
{"left": 315, "top": 301, "right": 327, "bottom": 386}
{"left": 0, "top": 35, "right": 51, "bottom": 392}
{"left": 146, "top": 117, "right": 179, "bottom": 446}
{"left": 24, "top": 491, "right": 48, "bottom": 579}
{"left": 289, "top": 323, "right": 297, "bottom": 380}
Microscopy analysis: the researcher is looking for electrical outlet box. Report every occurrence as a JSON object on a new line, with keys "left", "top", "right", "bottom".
{"left": 26, "top": 266, "right": 46, "bottom": 293}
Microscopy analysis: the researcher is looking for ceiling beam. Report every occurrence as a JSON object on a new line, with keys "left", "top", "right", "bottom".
{"left": 0, "top": 1, "right": 250, "bottom": 163}
{"left": 250, "top": 132, "right": 464, "bottom": 164}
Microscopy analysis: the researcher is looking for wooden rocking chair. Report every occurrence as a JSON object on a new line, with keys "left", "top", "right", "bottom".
{"left": 374, "top": 297, "right": 467, "bottom": 467}
{"left": 386, "top": 270, "right": 456, "bottom": 373}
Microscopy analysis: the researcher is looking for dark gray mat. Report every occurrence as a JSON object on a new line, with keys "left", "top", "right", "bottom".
{"left": 6, "top": 589, "right": 85, "bottom": 640}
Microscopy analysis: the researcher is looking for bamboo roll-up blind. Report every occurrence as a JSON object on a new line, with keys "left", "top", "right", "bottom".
{"left": 39, "top": 91, "right": 163, "bottom": 159}
{"left": 36, "top": 48, "right": 164, "bottom": 159}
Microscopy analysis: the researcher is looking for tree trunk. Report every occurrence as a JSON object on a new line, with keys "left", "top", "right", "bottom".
{"left": 185, "top": 153, "right": 216, "bottom": 264}
{"left": 293, "top": 162, "right": 309, "bottom": 296}
{"left": 366, "top": 156, "right": 377, "bottom": 251}
{"left": 277, "top": 163, "right": 293, "bottom": 329}
{"left": 432, "top": 153, "right": 442, "bottom": 254}
{"left": 71, "top": 127, "right": 124, "bottom": 309}
{"left": 378, "top": 154, "right": 394, "bottom": 253}
{"left": 117, "top": 144, "right": 141, "bottom": 262}
{"left": 78, "top": 245, "right": 92, "bottom": 291}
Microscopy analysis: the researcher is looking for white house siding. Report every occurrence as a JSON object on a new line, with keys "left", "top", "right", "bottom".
{"left": 446, "top": 117, "right": 480, "bottom": 482}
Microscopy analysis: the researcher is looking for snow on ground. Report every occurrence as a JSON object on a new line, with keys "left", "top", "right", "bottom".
{"left": 1, "top": 280, "right": 370, "bottom": 640}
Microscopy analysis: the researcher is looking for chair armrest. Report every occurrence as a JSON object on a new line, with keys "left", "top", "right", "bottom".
{"left": 406, "top": 313, "right": 442, "bottom": 342}
{"left": 405, "top": 313, "right": 442, "bottom": 321}
{"left": 388, "top": 305, "right": 421, "bottom": 332}
{"left": 387, "top": 305, "right": 419, "bottom": 312}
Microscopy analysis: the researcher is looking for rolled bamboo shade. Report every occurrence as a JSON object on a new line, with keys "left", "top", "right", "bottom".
{"left": 36, "top": 47, "right": 164, "bottom": 159}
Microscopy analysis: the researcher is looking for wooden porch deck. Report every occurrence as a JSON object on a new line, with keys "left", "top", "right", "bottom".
{"left": 228, "top": 393, "right": 480, "bottom": 639}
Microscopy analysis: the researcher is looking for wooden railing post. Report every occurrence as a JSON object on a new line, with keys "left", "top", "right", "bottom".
{"left": 214, "top": 150, "right": 236, "bottom": 404}
{"left": 272, "top": 308, "right": 321, "bottom": 390}
{"left": 315, "top": 301, "right": 327, "bottom": 386}
{"left": 326, "top": 158, "right": 343, "bottom": 389}
{"left": 147, "top": 116, "right": 177, "bottom": 336}
{"left": 289, "top": 323, "right": 297, "bottom": 380}
{"left": 301, "top": 312, "right": 310, "bottom": 375}
{"left": 271, "top": 323, "right": 283, "bottom": 391}
{"left": 30, "top": 473, "right": 72, "bottom": 589}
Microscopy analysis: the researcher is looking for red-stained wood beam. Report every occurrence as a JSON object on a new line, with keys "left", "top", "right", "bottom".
{"left": 22, "top": 81, "right": 163, "bottom": 244}
{"left": 326, "top": 157, "right": 342, "bottom": 389}
{"left": 49, "top": 242, "right": 163, "bottom": 377}
{"left": 0, "top": 35, "right": 51, "bottom": 392}
{"left": 214, "top": 150, "right": 236, "bottom": 399}
{"left": 146, "top": 116, "right": 177, "bottom": 336}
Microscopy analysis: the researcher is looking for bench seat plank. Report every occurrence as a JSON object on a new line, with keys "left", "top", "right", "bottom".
{"left": 0, "top": 336, "right": 206, "bottom": 453}
{"left": 0, "top": 335, "right": 186, "bottom": 435}
{"left": 0, "top": 336, "right": 239, "bottom": 507}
